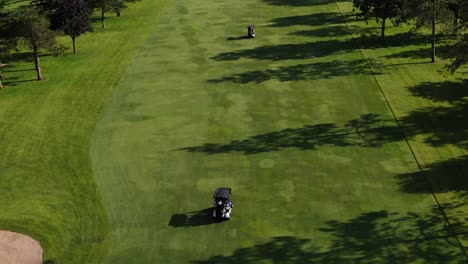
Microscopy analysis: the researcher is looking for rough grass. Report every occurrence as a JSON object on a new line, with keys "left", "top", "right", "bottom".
{"left": 0, "top": 0, "right": 169, "bottom": 262}
{"left": 337, "top": 1, "right": 468, "bottom": 248}
{"left": 92, "top": 0, "right": 467, "bottom": 263}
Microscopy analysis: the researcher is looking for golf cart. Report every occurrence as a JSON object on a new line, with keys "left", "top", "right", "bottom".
{"left": 247, "top": 25, "right": 256, "bottom": 38}
{"left": 212, "top": 188, "right": 233, "bottom": 220}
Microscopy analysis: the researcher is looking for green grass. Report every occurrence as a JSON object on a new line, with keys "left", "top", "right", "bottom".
{"left": 0, "top": 0, "right": 466, "bottom": 262}
{"left": 0, "top": 0, "right": 169, "bottom": 263}
{"left": 91, "top": 0, "right": 467, "bottom": 263}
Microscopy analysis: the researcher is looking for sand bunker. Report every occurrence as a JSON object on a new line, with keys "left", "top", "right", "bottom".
{"left": 0, "top": 231, "right": 43, "bottom": 264}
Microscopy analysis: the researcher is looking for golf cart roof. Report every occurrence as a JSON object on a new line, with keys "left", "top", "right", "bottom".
{"left": 213, "top": 188, "right": 231, "bottom": 199}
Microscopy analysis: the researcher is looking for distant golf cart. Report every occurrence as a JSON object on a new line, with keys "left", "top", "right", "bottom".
{"left": 212, "top": 188, "right": 233, "bottom": 220}
{"left": 247, "top": 25, "right": 256, "bottom": 38}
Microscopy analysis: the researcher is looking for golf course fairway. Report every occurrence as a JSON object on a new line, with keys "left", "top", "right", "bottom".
{"left": 91, "top": 0, "right": 467, "bottom": 263}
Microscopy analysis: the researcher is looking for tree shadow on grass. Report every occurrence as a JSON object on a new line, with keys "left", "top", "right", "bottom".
{"left": 210, "top": 33, "right": 427, "bottom": 62}
{"left": 1, "top": 66, "right": 36, "bottom": 73}
{"left": 3, "top": 52, "right": 52, "bottom": 63}
{"left": 400, "top": 79, "right": 468, "bottom": 147}
{"left": 193, "top": 208, "right": 466, "bottom": 263}
{"left": 394, "top": 78, "right": 468, "bottom": 200}
{"left": 179, "top": 114, "right": 404, "bottom": 155}
{"left": 289, "top": 25, "right": 378, "bottom": 38}
{"left": 384, "top": 44, "right": 453, "bottom": 61}
{"left": 262, "top": 0, "right": 338, "bottom": 7}
{"left": 168, "top": 208, "right": 216, "bottom": 227}
{"left": 269, "top": 12, "right": 347, "bottom": 27}
{"left": 2, "top": 77, "right": 37, "bottom": 86}
{"left": 208, "top": 59, "right": 380, "bottom": 84}
{"left": 400, "top": 101, "right": 468, "bottom": 147}
{"left": 408, "top": 79, "right": 468, "bottom": 103}
{"left": 397, "top": 156, "right": 468, "bottom": 194}
{"left": 395, "top": 157, "right": 468, "bottom": 245}
{"left": 211, "top": 40, "right": 355, "bottom": 61}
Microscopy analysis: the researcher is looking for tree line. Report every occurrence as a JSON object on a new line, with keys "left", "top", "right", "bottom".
{"left": 0, "top": 0, "right": 466, "bottom": 89}
{"left": 352, "top": 0, "right": 467, "bottom": 68}
{"left": 0, "top": 0, "right": 137, "bottom": 88}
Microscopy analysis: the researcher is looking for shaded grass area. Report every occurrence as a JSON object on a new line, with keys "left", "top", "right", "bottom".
{"left": 180, "top": 114, "right": 404, "bottom": 154}
{"left": 168, "top": 208, "right": 217, "bottom": 227}
{"left": 194, "top": 208, "right": 465, "bottom": 263}
{"left": 207, "top": 59, "right": 378, "bottom": 83}
{"left": 0, "top": 0, "right": 169, "bottom": 263}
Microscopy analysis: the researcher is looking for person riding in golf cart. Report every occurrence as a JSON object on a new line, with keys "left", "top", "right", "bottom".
{"left": 212, "top": 188, "right": 233, "bottom": 219}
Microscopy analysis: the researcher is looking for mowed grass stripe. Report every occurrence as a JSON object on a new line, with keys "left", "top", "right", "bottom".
{"left": 93, "top": 0, "right": 466, "bottom": 262}
{"left": 0, "top": 0, "right": 169, "bottom": 263}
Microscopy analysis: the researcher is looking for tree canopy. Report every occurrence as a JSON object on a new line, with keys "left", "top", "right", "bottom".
{"left": 12, "top": 8, "right": 66, "bottom": 80}
{"left": 0, "top": 0, "right": 13, "bottom": 89}
{"left": 446, "top": 1, "right": 468, "bottom": 72}
{"left": 50, "top": 0, "right": 93, "bottom": 54}
{"left": 352, "top": 0, "right": 414, "bottom": 40}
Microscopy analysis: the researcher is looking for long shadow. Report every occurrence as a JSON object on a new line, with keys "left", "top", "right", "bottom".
{"left": 397, "top": 156, "right": 468, "bottom": 194}
{"left": 226, "top": 36, "right": 250, "bottom": 41}
{"left": 394, "top": 78, "right": 468, "bottom": 198}
{"left": 290, "top": 25, "right": 378, "bottom": 38}
{"left": 408, "top": 79, "right": 468, "bottom": 103}
{"left": 211, "top": 40, "right": 354, "bottom": 61}
{"left": 3, "top": 78, "right": 37, "bottom": 86}
{"left": 398, "top": 79, "right": 468, "bottom": 147}
{"left": 179, "top": 114, "right": 404, "bottom": 155}
{"left": 168, "top": 208, "right": 216, "bottom": 227}
{"left": 262, "top": 0, "right": 338, "bottom": 7}
{"left": 401, "top": 101, "right": 468, "bottom": 147}
{"left": 269, "top": 12, "right": 347, "bottom": 27}
{"left": 211, "top": 33, "right": 427, "bottom": 62}
{"left": 385, "top": 44, "right": 453, "bottom": 60}
{"left": 2, "top": 68, "right": 36, "bottom": 73}
{"left": 3, "top": 52, "right": 34, "bottom": 63}
{"left": 208, "top": 59, "right": 380, "bottom": 84}
{"left": 193, "top": 208, "right": 466, "bottom": 263}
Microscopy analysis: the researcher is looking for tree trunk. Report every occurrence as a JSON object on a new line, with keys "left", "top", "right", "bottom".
{"left": 453, "top": 9, "right": 460, "bottom": 35}
{"left": 72, "top": 36, "right": 76, "bottom": 54}
{"left": 101, "top": 3, "right": 105, "bottom": 29}
{"left": 33, "top": 46, "right": 43, "bottom": 80}
{"left": 0, "top": 61, "right": 3, "bottom": 89}
{"left": 431, "top": 2, "right": 436, "bottom": 63}
{"left": 381, "top": 17, "right": 386, "bottom": 40}
{"left": 116, "top": 8, "right": 121, "bottom": 17}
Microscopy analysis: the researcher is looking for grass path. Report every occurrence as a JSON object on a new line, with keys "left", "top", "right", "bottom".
{"left": 0, "top": 0, "right": 169, "bottom": 262}
{"left": 92, "top": 0, "right": 467, "bottom": 262}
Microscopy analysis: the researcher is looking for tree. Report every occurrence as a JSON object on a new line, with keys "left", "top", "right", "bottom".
{"left": 12, "top": 8, "right": 66, "bottom": 80}
{"left": 0, "top": 0, "right": 13, "bottom": 89}
{"left": 50, "top": 0, "right": 92, "bottom": 54}
{"left": 85, "top": 0, "right": 112, "bottom": 29}
{"left": 446, "top": 2, "right": 468, "bottom": 72}
{"left": 110, "top": 0, "right": 137, "bottom": 17}
{"left": 446, "top": 35, "right": 468, "bottom": 72}
{"left": 414, "top": 0, "right": 453, "bottom": 63}
{"left": 0, "top": 35, "right": 16, "bottom": 89}
{"left": 447, "top": 0, "right": 465, "bottom": 35}
{"left": 352, "top": 0, "right": 413, "bottom": 40}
